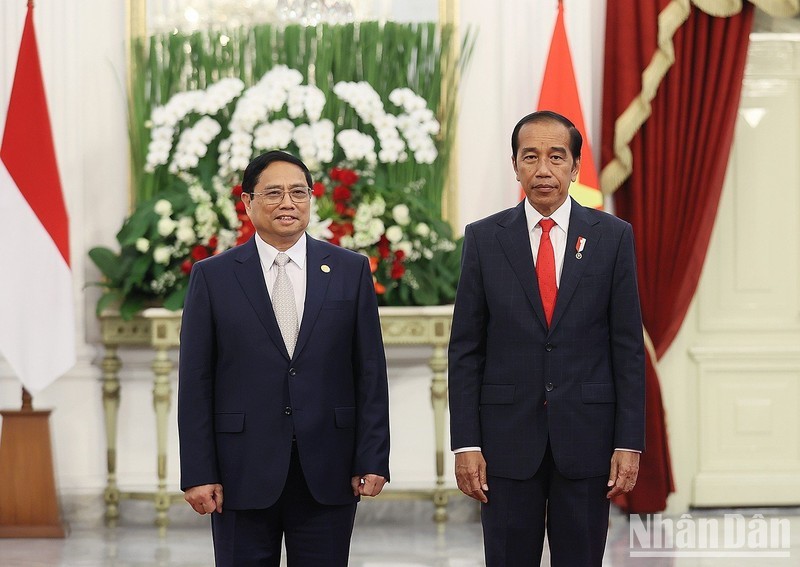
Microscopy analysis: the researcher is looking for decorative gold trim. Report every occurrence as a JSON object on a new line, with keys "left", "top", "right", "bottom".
{"left": 439, "top": 0, "right": 460, "bottom": 229}
{"left": 600, "top": 0, "right": 800, "bottom": 196}
{"left": 126, "top": 0, "right": 146, "bottom": 211}
{"left": 600, "top": 0, "right": 694, "bottom": 195}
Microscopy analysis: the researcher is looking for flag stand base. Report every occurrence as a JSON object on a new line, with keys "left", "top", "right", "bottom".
{"left": 0, "top": 388, "right": 66, "bottom": 538}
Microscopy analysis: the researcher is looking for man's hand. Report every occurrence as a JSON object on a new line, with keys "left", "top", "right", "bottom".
{"left": 184, "top": 483, "right": 224, "bottom": 515}
{"left": 351, "top": 474, "right": 387, "bottom": 497}
{"left": 606, "top": 450, "right": 640, "bottom": 499}
{"left": 455, "top": 451, "right": 488, "bottom": 503}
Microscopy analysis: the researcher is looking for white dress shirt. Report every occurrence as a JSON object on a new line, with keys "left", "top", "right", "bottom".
{"left": 254, "top": 232, "right": 307, "bottom": 325}
{"left": 525, "top": 196, "right": 571, "bottom": 285}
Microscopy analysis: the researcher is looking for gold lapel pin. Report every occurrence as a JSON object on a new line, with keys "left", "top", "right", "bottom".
{"left": 321, "top": 264, "right": 330, "bottom": 273}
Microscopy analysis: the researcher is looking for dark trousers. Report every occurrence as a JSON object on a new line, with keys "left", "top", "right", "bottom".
{"left": 211, "top": 443, "right": 357, "bottom": 567}
{"left": 481, "top": 443, "right": 610, "bottom": 567}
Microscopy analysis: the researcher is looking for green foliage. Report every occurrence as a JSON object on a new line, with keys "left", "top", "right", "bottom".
{"left": 89, "top": 181, "right": 241, "bottom": 319}
{"left": 111, "top": 19, "right": 476, "bottom": 314}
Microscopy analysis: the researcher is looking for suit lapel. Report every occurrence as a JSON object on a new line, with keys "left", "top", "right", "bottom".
{"left": 293, "top": 236, "right": 331, "bottom": 359}
{"left": 549, "top": 198, "right": 602, "bottom": 333}
{"left": 233, "top": 238, "right": 289, "bottom": 357}
{"left": 496, "top": 202, "right": 549, "bottom": 330}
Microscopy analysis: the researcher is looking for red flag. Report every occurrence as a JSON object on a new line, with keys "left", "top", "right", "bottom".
{"left": 0, "top": 2, "right": 75, "bottom": 392}
{"left": 535, "top": 1, "right": 602, "bottom": 209}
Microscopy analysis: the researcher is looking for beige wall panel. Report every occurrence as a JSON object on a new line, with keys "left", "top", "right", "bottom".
{"left": 686, "top": 36, "right": 800, "bottom": 509}
{"left": 698, "top": 42, "right": 800, "bottom": 333}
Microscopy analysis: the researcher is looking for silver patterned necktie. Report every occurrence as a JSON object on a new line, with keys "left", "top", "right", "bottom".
{"left": 272, "top": 252, "right": 298, "bottom": 357}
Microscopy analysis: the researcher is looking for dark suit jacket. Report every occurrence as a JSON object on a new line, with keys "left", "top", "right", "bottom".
{"left": 448, "top": 198, "right": 645, "bottom": 480}
{"left": 178, "top": 235, "right": 390, "bottom": 509}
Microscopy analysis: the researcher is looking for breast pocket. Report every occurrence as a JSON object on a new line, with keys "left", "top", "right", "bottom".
{"left": 322, "top": 299, "right": 355, "bottom": 310}
{"left": 578, "top": 274, "right": 609, "bottom": 288}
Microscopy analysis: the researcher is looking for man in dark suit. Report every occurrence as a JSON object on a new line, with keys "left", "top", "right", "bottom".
{"left": 448, "top": 111, "right": 645, "bottom": 566}
{"left": 178, "top": 150, "right": 390, "bottom": 567}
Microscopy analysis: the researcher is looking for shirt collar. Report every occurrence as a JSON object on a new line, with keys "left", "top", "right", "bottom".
{"left": 254, "top": 232, "right": 307, "bottom": 270}
{"left": 524, "top": 196, "right": 572, "bottom": 234}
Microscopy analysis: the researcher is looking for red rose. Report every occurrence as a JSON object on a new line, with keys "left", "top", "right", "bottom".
{"left": 235, "top": 200, "right": 246, "bottom": 213}
{"left": 208, "top": 235, "right": 218, "bottom": 251}
{"left": 231, "top": 184, "right": 243, "bottom": 197}
{"left": 334, "top": 202, "right": 347, "bottom": 215}
{"left": 237, "top": 217, "right": 255, "bottom": 245}
{"left": 330, "top": 167, "right": 343, "bottom": 181}
{"left": 191, "top": 245, "right": 210, "bottom": 261}
{"left": 377, "top": 236, "right": 390, "bottom": 259}
{"left": 332, "top": 185, "right": 352, "bottom": 202}
{"left": 394, "top": 249, "right": 406, "bottom": 261}
{"left": 328, "top": 221, "right": 346, "bottom": 246}
{"left": 391, "top": 261, "right": 405, "bottom": 280}
{"left": 180, "top": 259, "right": 193, "bottom": 275}
{"left": 312, "top": 181, "right": 326, "bottom": 197}
{"left": 338, "top": 169, "right": 359, "bottom": 185}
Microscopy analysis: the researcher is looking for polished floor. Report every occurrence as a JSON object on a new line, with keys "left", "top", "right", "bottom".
{"left": 1, "top": 502, "right": 798, "bottom": 566}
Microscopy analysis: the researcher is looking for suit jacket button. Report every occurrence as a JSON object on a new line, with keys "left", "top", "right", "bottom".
{"left": 289, "top": 368, "right": 297, "bottom": 376}
{"left": 545, "top": 343, "right": 554, "bottom": 352}
{"left": 284, "top": 406, "right": 292, "bottom": 415}
{"left": 545, "top": 382, "right": 554, "bottom": 392}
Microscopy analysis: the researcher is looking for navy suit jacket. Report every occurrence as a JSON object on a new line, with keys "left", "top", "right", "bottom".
{"left": 448, "top": 198, "right": 645, "bottom": 480}
{"left": 178, "top": 235, "right": 390, "bottom": 509}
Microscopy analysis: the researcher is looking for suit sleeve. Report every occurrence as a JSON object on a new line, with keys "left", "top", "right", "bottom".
{"left": 448, "top": 223, "right": 488, "bottom": 450}
{"left": 609, "top": 223, "right": 646, "bottom": 451}
{"left": 352, "top": 256, "right": 391, "bottom": 480}
{"left": 177, "top": 263, "right": 220, "bottom": 491}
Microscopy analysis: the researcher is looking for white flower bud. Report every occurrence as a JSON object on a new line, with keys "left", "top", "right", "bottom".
{"left": 157, "top": 217, "right": 177, "bottom": 237}
{"left": 154, "top": 199, "right": 173, "bottom": 216}
{"left": 176, "top": 224, "right": 196, "bottom": 244}
{"left": 414, "top": 222, "right": 430, "bottom": 237}
{"left": 153, "top": 245, "right": 172, "bottom": 265}
{"left": 392, "top": 204, "right": 411, "bottom": 226}
{"left": 385, "top": 225, "right": 404, "bottom": 244}
{"left": 135, "top": 238, "right": 150, "bottom": 253}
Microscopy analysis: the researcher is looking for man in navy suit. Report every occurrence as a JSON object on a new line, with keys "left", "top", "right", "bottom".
{"left": 448, "top": 111, "right": 645, "bottom": 566}
{"left": 178, "top": 150, "right": 390, "bottom": 567}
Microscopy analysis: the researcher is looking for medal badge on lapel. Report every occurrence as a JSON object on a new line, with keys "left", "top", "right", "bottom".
{"left": 575, "top": 236, "right": 586, "bottom": 259}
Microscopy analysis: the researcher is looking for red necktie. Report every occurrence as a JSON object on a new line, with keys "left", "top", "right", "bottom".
{"left": 536, "top": 219, "right": 557, "bottom": 327}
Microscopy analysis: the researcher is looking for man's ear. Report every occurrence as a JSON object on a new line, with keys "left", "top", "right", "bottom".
{"left": 571, "top": 157, "right": 581, "bottom": 182}
{"left": 511, "top": 155, "right": 519, "bottom": 180}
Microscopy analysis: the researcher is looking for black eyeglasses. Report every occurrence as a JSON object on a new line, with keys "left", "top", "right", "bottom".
{"left": 249, "top": 188, "right": 312, "bottom": 205}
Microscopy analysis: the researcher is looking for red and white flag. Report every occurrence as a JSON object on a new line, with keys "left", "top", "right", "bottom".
{"left": 536, "top": 0, "right": 603, "bottom": 209}
{"left": 0, "top": 2, "right": 75, "bottom": 393}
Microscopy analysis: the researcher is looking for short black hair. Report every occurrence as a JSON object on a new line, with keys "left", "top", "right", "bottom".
{"left": 241, "top": 150, "right": 313, "bottom": 194}
{"left": 511, "top": 110, "right": 582, "bottom": 161}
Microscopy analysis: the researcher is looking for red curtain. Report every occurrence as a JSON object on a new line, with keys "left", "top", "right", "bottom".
{"left": 601, "top": 0, "right": 755, "bottom": 513}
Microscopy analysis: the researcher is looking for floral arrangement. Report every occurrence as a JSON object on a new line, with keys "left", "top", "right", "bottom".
{"left": 91, "top": 63, "right": 463, "bottom": 318}
{"left": 89, "top": 176, "right": 244, "bottom": 317}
